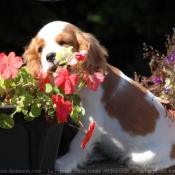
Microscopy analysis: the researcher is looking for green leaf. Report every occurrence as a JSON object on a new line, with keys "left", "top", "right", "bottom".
{"left": 0, "top": 113, "right": 14, "bottom": 129}
{"left": 22, "top": 109, "right": 28, "bottom": 115}
{"left": 70, "top": 110, "right": 78, "bottom": 120}
{"left": 81, "top": 107, "right": 85, "bottom": 115}
{"left": 24, "top": 114, "right": 34, "bottom": 121}
{"left": 64, "top": 46, "right": 73, "bottom": 54}
{"left": 44, "top": 84, "right": 53, "bottom": 93}
{"left": 56, "top": 47, "right": 73, "bottom": 65}
{"left": 73, "top": 94, "right": 81, "bottom": 105}
{"left": 29, "top": 105, "right": 41, "bottom": 118}
{"left": 37, "top": 91, "right": 44, "bottom": 98}
{"left": 4, "top": 79, "right": 10, "bottom": 90}
{"left": 56, "top": 52, "right": 63, "bottom": 61}
{"left": 47, "top": 110, "right": 55, "bottom": 118}
{"left": 20, "top": 93, "right": 33, "bottom": 106}
{"left": 16, "top": 106, "right": 22, "bottom": 113}
{"left": 70, "top": 106, "right": 85, "bottom": 120}
{"left": 78, "top": 81, "right": 85, "bottom": 88}
{"left": 0, "top": 86, "right": 5, "bottom": 96}
{"left": 53, "top": 86, "right": 61, "bottom": 94}
{"left": 16, "top": 67, "right": 37, "bottom": 86}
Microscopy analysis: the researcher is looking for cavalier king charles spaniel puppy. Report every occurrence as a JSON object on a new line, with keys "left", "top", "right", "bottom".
{"left": 23, "top": 21, "right": 175, "bottom": 170}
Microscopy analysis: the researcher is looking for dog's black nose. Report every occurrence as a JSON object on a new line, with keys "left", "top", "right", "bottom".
{"left": 46, "top": 52, "right": 56, "bottom": 62}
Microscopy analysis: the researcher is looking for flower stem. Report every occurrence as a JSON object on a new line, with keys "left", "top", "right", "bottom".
{"left": 67, "top": 123, "right": 86, "bottom": 133}
{"left": 4, "top": 79, "right": 10, "bottom": 105}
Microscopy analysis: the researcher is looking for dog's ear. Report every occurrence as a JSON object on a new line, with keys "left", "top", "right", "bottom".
{"left": 76, "top": 31, "right": 108, "bottom": 75}
{"left": 23, "top": 36, "right": 44, "bottom": 77}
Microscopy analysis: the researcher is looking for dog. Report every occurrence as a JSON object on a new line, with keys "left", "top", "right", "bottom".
{"left": 23, "top": 21, "right": 175, "bottom": 170}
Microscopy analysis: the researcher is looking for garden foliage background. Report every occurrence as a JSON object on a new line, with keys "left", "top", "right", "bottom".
{"left": 1, "top": 0, "right": 175, "bottom": 155}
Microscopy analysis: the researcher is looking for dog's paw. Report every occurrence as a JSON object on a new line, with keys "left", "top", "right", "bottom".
{"left": 54, "top": 157, "right": 78, "bottom": 171}
{"left": 54, "top": 159, "right": 65, "bottom": 170}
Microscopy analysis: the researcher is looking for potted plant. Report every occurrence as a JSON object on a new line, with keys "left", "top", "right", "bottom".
{"left": 135, "top": 28, "right": 175, "bottom": 120}
{"left": 0, "top": 48, "right": 104, "bottom": 171}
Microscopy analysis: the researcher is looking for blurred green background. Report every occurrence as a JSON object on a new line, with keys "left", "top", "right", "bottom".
{"left": 1, "top": 0, "right": 175, "bottom": 156}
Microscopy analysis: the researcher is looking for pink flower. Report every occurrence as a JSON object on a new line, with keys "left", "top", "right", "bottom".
{"left": 93, "top": 72, "right": 105, "bottom": 83}
{"left": 81, "top": 121, "right": 96, "bottom": 149}
{"left": 52, "top": 94, "right": 73, "bottom": 123}
{"left": 0, "top": 52, "right": 23, "bottom": 79}
{"left": 85, "top": 72, "right": 105, "bottom": 91}
{"left": 54, "top": 68, "right": 78, "bottom": 94}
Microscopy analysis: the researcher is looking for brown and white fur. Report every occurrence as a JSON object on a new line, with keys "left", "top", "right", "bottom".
{"left": 23, "top": 21, "right": 175, "bottom": 170}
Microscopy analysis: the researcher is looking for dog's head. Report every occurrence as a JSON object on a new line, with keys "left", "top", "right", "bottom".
{"left": 23, "top": 21, "right": 108, "bottom": 77}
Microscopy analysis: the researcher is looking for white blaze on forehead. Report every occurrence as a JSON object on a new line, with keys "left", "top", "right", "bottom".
{"left": 38, "top": 21, "right": 69, "bottom": 41}
{"left": 38, "top": 21, "right": 70, "bottom": 73}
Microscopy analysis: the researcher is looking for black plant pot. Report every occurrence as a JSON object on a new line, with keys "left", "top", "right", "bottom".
{"left": 0, "top": 106, "right": 63, "bottom": 171}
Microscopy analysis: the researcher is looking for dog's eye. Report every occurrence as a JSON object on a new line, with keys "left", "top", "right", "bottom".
{"left": 59, "top": 41, "right": 70, "bottom": 46}
{"left": 38, "top": 47, "right": 43, "bottom": 53}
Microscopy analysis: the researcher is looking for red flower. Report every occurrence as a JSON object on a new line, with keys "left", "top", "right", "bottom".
{"left": 85, "top": 72, "right": 104, "bottom": 91}
{"left": 52, "top": 94, "right": 73, "bottom": 123}
{"left": 81, "top": 121, "right": 96, "bottom": 149}
{"left": 74, "top": 50, "right": 87, "bottom": 61}
{"left": 54, "top": 68, "right": 78, "bottom": 94}
{"left": 37, "top": 70, "right": 52, "bottom": 92}
{"left": 69, "top": 50, "right": 87, "bottom": 65}
{"left": 0, "top": 52, "right": 23, "bottom": 79}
